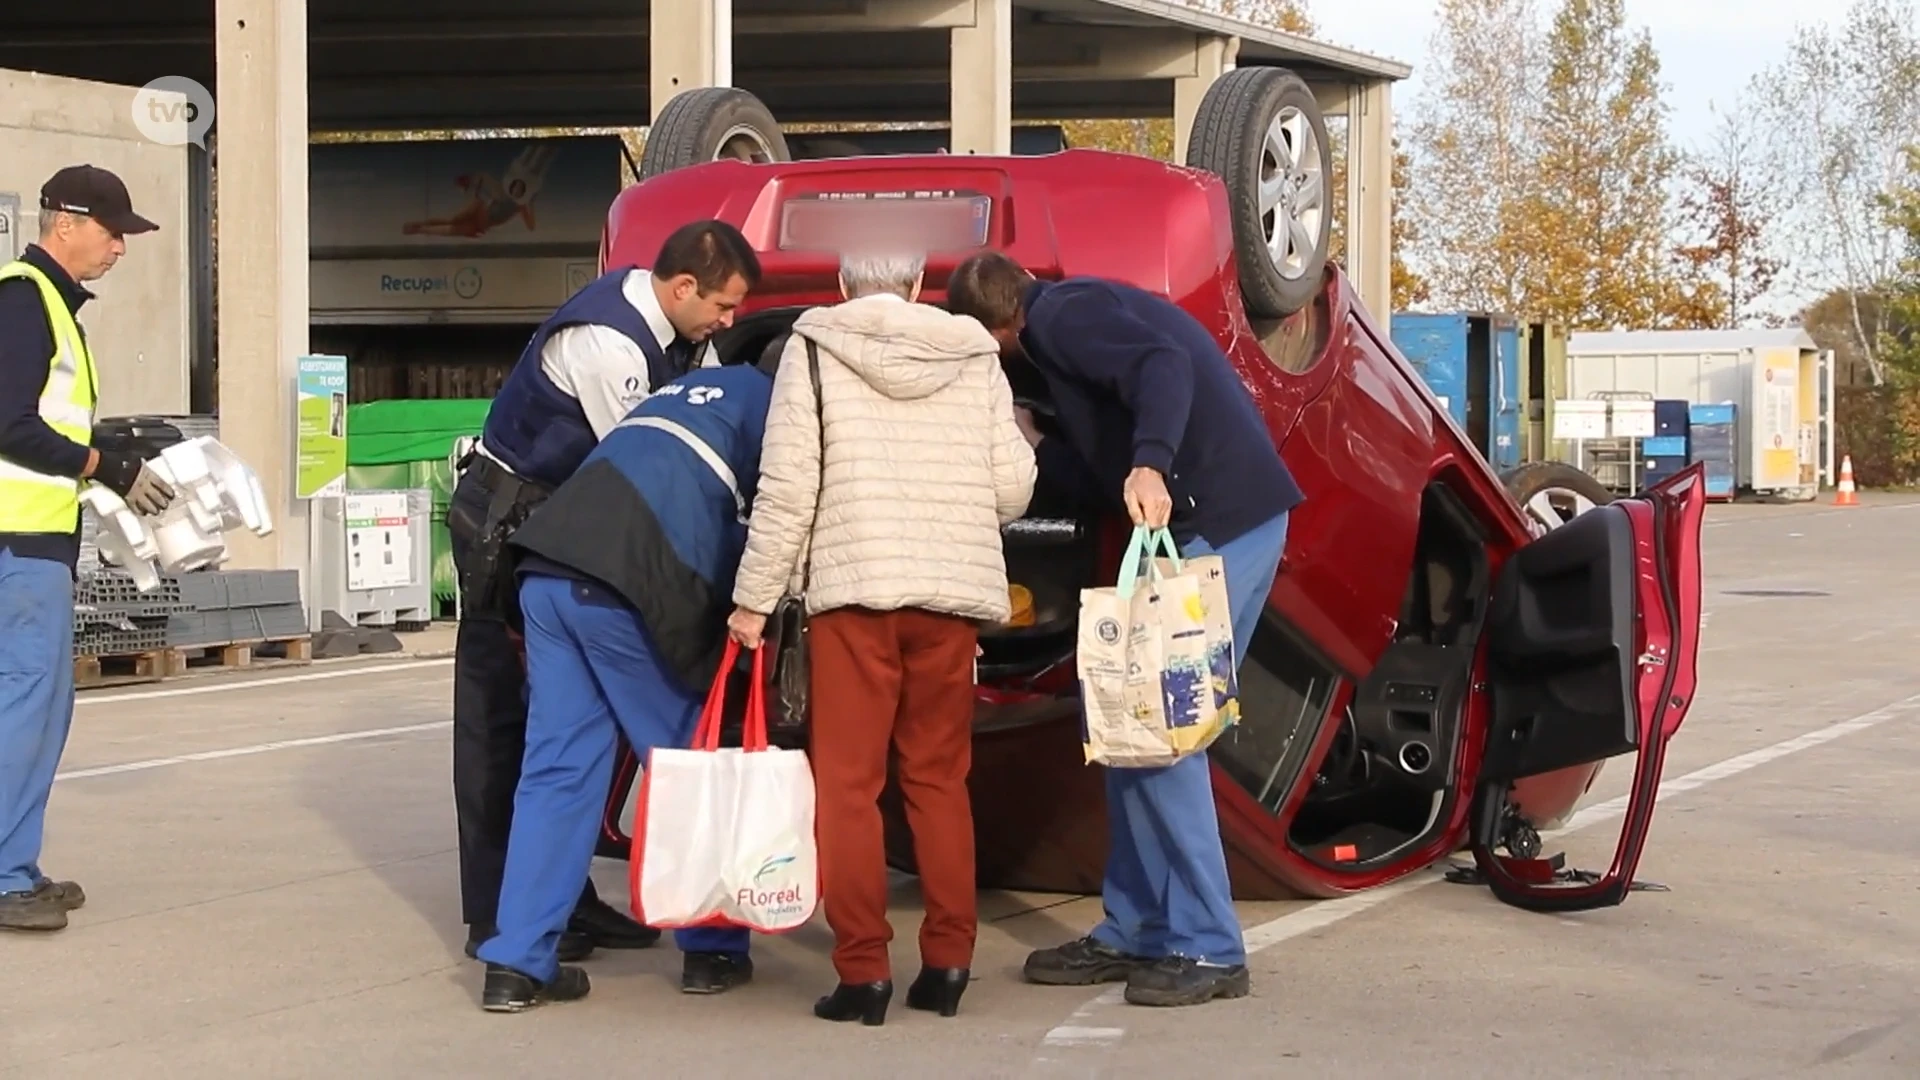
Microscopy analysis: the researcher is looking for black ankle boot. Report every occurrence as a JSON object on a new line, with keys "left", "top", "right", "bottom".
{"left": 905, "top": 967, "right": 969, "bottom": 1017}
{"left": 813, "top": 980, "right": 893, "bottom": 1026}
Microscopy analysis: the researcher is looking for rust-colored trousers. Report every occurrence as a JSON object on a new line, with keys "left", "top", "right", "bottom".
{"left": 810, "top": 606, "right": 978, "bottom": 984}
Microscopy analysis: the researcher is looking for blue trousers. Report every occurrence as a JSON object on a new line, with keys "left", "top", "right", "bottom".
{"left": 0, "top": 550, "right": 75, "bottom": 896}
{"left": 476, "top": 573, "right": 750, "bottom": 981}
{"left": 1087, "top": 511, "right": 1289, "bottom": 967}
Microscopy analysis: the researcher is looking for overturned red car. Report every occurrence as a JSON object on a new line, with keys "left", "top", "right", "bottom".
{"left": 588, "top": 76, "right": 1705, "bottom": 913}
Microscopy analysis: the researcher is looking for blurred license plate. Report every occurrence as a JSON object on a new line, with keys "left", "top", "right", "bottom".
{"left": 778, "top": 191, "right": 992, "bottom": 252}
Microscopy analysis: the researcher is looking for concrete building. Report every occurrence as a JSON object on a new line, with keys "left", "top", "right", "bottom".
{"left": 2, "top": 0, "right": 1408, "bottom": 587}
{"left": 0, "top": 69, "right": 192, "bottom": 418}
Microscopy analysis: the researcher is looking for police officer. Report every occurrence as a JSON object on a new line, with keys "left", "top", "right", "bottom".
{"left": 448, "top": 219, "right": 762, "bottom": 961}
{"left": 1, "top": 166, "right": 177, "bottom": 933}
{"left": 476, "top": 362, "right": 775, "bottom": 1012}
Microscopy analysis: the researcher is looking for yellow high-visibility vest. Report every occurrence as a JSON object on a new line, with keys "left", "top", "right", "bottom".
{"left": 0, "top": 260, "right": 99, "bottom": 534}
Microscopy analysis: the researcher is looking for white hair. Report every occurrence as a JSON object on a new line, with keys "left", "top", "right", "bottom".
{"left": 838, "top": 250, "right": 926, "bottom": 298}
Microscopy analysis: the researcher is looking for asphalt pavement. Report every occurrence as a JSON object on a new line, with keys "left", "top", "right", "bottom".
{"left": 6, "top": 493, "right": 1919, "bottom": 1078}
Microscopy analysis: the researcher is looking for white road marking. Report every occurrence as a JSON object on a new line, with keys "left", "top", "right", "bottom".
{"left": 76, "top": 658, "right": 453, "bottom": 705}
{"left": 54, "top": 720, "right": 452, "bottom": 782}
{"left": 1031, "top": 688, "right": 1920, "bottom": 1059}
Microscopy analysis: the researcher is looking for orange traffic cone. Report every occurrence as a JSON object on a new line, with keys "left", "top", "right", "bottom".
{"left": 1834, "top": 455, "right": 1859, "bottom": 506}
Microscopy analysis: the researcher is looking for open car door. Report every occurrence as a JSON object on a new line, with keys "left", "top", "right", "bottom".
{"left": 1467, "top": 465, "right": 1706, "bottom": 912}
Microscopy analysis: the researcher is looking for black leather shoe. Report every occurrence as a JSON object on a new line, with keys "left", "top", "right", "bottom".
{"left": 905, "top": 967, "right": 970, "bottom": 1017}
{"left": 465, "top": 928, "right": 595, "bottom": 964}
{"left": 682, "top": 951, "right": 754, "bottom": 995}
{"left": 568, "top": 895, "right": 661, "bottom": 950}
{"left": 814, "top": 980, "right": 893, "bottom": 1026}
{"left": 480, "top": 962, "right": 590, "bottom": 1013}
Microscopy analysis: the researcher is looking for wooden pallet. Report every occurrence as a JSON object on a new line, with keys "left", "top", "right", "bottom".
{"left": 74, "top": 648, "right": 186, "bottom": 689}
{"left": 74, "top": 636, "right": 314, "bottom": 689}
{"left": 200, "top": 636, "right": 314, "bottom": 669}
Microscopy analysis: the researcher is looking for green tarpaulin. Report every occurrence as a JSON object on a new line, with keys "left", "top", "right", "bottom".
{"left": 345, "top": 398, "right": 491, "bottom": 466}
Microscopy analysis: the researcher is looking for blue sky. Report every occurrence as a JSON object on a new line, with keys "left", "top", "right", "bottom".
{"left": 1308, "top": 0, "right": 1814, "bottom": 151}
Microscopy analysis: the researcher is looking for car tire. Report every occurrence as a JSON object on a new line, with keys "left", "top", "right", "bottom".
{"left": 639, "top": 87, "right": 791, "bottom": 178}
{"left": 1502, "top": 461, "right": 1614, "bottom": 535}
{"left": 1185, "top": 66, "right": 1334, "bottom": 320}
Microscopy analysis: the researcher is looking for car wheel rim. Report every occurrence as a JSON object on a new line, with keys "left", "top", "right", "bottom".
{"left": 1523, "top": 487, "right": 1599, "bottom": 534}
{"left": 713, "top": 124, "right": 777, "bottom": 164}
{"left": 1258, "top": 105, "right": 1326, "bottom": 282}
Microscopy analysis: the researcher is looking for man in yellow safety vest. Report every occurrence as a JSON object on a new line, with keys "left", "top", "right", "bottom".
{"left": 1, "top": 165, "right": 178, "bottom": 933}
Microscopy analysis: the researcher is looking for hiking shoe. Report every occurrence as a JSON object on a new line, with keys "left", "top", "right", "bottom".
{"left": 1122, "top": 956, "right": 1251, "bottom": 1007}
{"left": 0, "top": 889, "right": 68, "bottom": 932}
{"left": 1022, "top": 935, "right": 1148, "bottom": 986}
{"left": 480, "top": 963, "right": 590, "bottom": 1013}
{"left": 33, "top": 877, "right": 86, "bottom": 911}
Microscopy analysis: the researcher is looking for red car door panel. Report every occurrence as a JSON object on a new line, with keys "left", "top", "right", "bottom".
{"left": 1469, "top": 464, "right": 1706, "bottom": 912}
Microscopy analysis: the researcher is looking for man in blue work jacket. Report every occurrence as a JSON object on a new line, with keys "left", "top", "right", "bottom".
{"left": 1, "top": 167, "right": 177, "bottom": 934}
{"left": 447, "top": 220, "right": 761, "bottom": 964}
{"left": 948, "top": 250, "right": 1306, "bottom": 1008}
{"left": 472, "top": 361, "right": 775, "bottom": 1012}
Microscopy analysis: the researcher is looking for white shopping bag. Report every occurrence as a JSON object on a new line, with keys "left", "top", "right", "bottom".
{"left": 1077, "top": 527, "right": 1222, "bottom": 768}
{"left": 630, "top": 642, "right": 820, "bottom": 933}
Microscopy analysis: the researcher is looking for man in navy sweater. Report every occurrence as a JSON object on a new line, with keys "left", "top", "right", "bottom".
{"left": 948, "top": 251, "right": 1305, "bottom": 1008}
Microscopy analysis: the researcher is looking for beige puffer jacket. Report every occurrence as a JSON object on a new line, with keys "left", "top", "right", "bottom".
{"left": 732, "top": 293, "right": 1037, "bottom": 623}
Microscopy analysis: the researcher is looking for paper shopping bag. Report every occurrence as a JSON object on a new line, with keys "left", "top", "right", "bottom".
{"left": 630, "top": 641, "right": 820, "bottom": 933}
{"left": 1151, "top": 548, "right": 1240, "bottom": 733}
{"left": 1077, "top": 527, "right": 1219, "bottom": 768}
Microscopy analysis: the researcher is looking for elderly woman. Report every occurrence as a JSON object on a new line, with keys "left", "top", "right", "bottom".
{"left": 728, "top": 250, "right": 1036, "bottom": 1026}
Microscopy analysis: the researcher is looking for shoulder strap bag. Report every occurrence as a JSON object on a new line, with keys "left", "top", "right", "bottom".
{"left": 761, "top": 338, "right": 826, "bottom": 746}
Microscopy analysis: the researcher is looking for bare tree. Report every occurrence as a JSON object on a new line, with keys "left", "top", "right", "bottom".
{"left": 1752, "top": 0, "right": 1920, "bottom": 383}
{"left": 1404, "top": 0, "right": 1544, "bottom": 313}
{"left": 1669, "top": 99, "right": 1788, "bottom": 328}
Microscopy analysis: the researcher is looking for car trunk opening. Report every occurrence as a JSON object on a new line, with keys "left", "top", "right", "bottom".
{"left": 713, "top": 305, "right": 1112, "bottom": 731}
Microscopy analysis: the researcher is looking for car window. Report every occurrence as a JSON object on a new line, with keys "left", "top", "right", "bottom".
{"left": 1209, "top": 617, "right": 1342, "bottom": 815}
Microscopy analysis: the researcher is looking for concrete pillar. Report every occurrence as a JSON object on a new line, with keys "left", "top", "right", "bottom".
{"left": 1173, "top": 34, "right": 1237, "bottom": 165}
{"left": 950, "top": 0, "right": 1012, "bottom": 155}
{"left": 652, "top": 0, "right": 732, "bottom": 120}
{"left": 214, "top": 0, "right": 310, "bottom": 596}
{"left": 1344, "top": 79, "right": 1393, "bottom": 319}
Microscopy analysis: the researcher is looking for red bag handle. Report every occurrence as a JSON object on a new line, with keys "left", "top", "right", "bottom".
{"left": 690, "top": 640, "right": 771, "bottom": 753}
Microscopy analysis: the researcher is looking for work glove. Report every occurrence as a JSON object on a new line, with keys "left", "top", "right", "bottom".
{"left": 93, "top": 451, "right": 178, "bottom": 516}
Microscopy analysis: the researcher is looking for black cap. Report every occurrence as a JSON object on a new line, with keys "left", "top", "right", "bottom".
{"left": 40, "top": 165, "right": 158, "bottom": 236}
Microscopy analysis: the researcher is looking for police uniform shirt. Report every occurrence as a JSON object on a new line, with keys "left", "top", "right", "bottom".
{"left": 477, "top": 268, "right": 719, "bottom": 468}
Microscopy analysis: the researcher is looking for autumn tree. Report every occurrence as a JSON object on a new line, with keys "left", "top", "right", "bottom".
{"left": 1404, "top": 0, "right": 1544, "bottom": 314}
{"left": 1666, "top": 100, "right": 1786, "bottom": 329}
{"left": 1518, "top": 0, "right": 1680, "bottom": 330}
{"left": 1751, "top": 0, "right": 1920, "bottom": 384}
{"left": 1061, "top": 0, "right": 1316, "bottom": 156}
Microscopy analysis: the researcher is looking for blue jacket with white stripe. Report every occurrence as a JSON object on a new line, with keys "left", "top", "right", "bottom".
{"left": 509, "top": 364, "right": 774, "bottom": 692}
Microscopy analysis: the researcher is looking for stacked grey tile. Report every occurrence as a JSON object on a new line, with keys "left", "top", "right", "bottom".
{"left": 73, "top": 568, "right": 307, "bottom": 658}
{"left": 165, "top": 569, "right": 307, "bottom": 647}
{"left": 72, "top": 572, "right": 191, "bottom": 659}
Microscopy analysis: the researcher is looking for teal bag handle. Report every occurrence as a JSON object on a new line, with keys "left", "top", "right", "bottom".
{"left": 1115, "top": 525, "right": 1155, "bottom": 600}
{"left": 1115, "top": 526, "right": 1184, "bottom": 600}
{"left": 1147, "top": 527, "right": 1183, "bottom": 572}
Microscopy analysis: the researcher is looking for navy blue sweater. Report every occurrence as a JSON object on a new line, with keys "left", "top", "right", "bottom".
{"left": 1018, "top": 278, "right": 1304, "bottom": 547}
{"left": 0, "top": 244, "right": 94, "bottom": 569}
